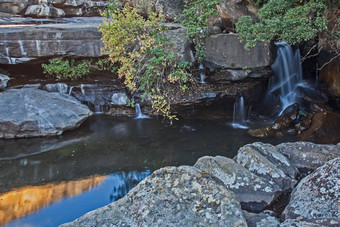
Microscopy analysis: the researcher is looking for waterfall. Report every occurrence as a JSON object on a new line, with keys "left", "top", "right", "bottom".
{"left": 232, "top": 96, "right": 249, "bottom": 129}
{"left": 268, "top": 41, "right": 303, "bottom": 112}
{"left": 134, "top": 103, "right": 150, "bottom": 119}
{"left": 68, "top": 86, "right": 74, "bottom": 95}
{"left": 199, "top": 63, "right": 206, "bottom": 84}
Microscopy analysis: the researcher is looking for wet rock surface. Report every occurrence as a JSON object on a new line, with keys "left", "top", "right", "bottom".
{"left": 194, "top": 155, "right": 281, "bottom": 212}
{"left": 282, "top": 158, "right": 340, "bottom": 220}
{"left": 299, "top": 111, "right": 340, "bottom": 144}
{"left": 243, "top": 210, "right": 280, "bottom": 227}
{"left": 0, "top": 88, "right": 93, "bottom": 138}
{"left": 61, "top": 165, "right": 247, "bottom": 227}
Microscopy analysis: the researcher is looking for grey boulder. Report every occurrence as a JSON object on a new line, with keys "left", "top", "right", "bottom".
{"left": 194, "top": 155, "right": 281, "bottom": 212}
{"left": 282, "top": 158, "right": 340, "bottom": 220}
{"left": 0, "top": 73, "right": 10, "bottom": 90}
{"left": 0, "top": 88, "right": 93, "bottom": 138}
{"left": 61, "top": 165, "right": 247, "bottom": 227}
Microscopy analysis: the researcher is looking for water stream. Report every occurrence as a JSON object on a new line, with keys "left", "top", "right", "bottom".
{"left": 268, "top": 41, "right": 303, "bottom": 113}
{"left": 0, "top": 116, "right": 296, "bottom": 226}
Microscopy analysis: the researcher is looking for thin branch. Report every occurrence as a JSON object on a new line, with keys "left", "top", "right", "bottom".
{"left": 319, "top": 53, "right": 340, "bottom": 70}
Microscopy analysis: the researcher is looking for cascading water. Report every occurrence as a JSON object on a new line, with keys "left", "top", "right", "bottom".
{"left": 232, "top": 96, "right": 249, "bottom": 129}
{"left": 199, "top": 63, "right": 206, "bottom": 84}
{"left": 134, "top": 103, "right": 150, "bottom": 119}
{"left": 268, "top": 41, "right": 303, "bottom": 113}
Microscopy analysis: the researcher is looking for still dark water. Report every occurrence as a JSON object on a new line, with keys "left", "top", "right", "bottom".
{"left": 0, "top": 116, "right": 296, "bottom": 226}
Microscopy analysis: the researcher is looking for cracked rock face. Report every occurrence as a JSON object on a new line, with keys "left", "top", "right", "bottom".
{"left": 61, "top": 165, "right": 247, "bottom": 227}
{"left": 194, "top": 155, "right": 281, "bottom": 212}
{"left": 235, "top": 142, "right": 298, "bottom": 191}
{"left": 0, "top": 88, "right": 93, "bottom": 138}
{"left": 282, "top": 158, "right": 340, "bottom": 220}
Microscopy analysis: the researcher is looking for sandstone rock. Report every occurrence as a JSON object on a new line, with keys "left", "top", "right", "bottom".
{"left": 282, "top": 158, "right": 340, "bottom": 220}
{"left": 235, "top": 142, "right": 298, "bottom": 191}
{"left": 276, "top": 141, "right": 340, "bottom": 171}
{"left": 0, "top": 19, "right": 104, "bottom": 64}
{"left": 204, "top": 34, "right": 273, "bottom": 69}
{"left": 319, "top": 58, "right": 340, "bottom": 99}
{"left": 0, "top": 73, "right": 10, "bottom": 90}
{"left": 61, "top": 165, "right": 247, "bottom": 227}
{"left": 0, "top": 88, "right": 93, "bottom": 138}
{"left": 218, "top": 0, "right": 257, "bottom": 23}
{"left": 194, "top": 155, "right": 281, "bottom": 212}
{"left": 25, "top": 4, "right": 65, "bottom": 18}
{"left": 243, "top": 210, "right": 280, "bottom": 227}
{"left": 247, "top": 126, "right": 275, "bottom": 138}
{"left": 295, "top": 86, "right": 329, "bottom": 105}
{"left": 300, "top": 111, "right": 340, "bottom": 144}
{"left": 164, "top": 28, "right": 195, "bottom": 63}
{"left": 280, "top": 218, "right": 340, "bottom": 227}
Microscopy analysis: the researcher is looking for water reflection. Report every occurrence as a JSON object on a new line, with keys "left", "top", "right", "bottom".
{"left": 0, "top": 175, "right": 106, "bottom": 226}
{"left": 0, "top": 117, "right": 296, "bottom": 226}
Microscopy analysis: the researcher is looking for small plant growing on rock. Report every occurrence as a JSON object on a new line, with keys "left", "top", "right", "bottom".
{"left": 42, "top": 59, "right": 90, "bottom": 80}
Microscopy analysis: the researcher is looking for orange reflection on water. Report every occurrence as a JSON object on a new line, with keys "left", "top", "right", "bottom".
{"left": 0, "top": 175, "right": 106, "bottom": 226}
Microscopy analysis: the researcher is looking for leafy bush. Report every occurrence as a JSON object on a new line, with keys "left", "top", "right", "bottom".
{"left": 99, "top": 2, "right": 192, "bottom": 120}
{"left": 42, "top": 59, "right": 90, "bottom": 80}
{"left": 236, "top": 0, "right": 339, "bottom": 49}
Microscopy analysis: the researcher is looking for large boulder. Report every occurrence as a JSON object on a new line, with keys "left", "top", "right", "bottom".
{"left": 235, "top": 142, "right": 298, "bottom": 191}
{"left": 282, "top": 158, "right": 340, "bottom": 220}
{"left": 300, "top": 111, "right": 340, "bottom": 144}
{"left": 276, "top": 142, "right": 340, "bottom": 171}
{"left": 280, "top": 218, "right": 340, "bottom": 227}
{"left": 194, "top": 156, "right": 282, "bottom": 212}
{"left": 0, "top": 18, "right": 104, "bottom": 64}
{"left": 243, "top": 210, "right": 280, "bottom": 227}
{"left": 0, "top": 88, "right": 93, "bottom": 138}
{"left": 0, "top": 0, "right": 31, "bottom": 15}
{"left": 204, "top": 34, "right": 273, "bottom": 69}
{"left": 61, "top": 165, "right": 247, "bottom": 227}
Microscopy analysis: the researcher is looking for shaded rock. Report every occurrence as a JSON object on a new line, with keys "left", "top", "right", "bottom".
{"left": 235, "top": 142, "right": 298, "bottom": 191}
{"left": 310, "top": 103, "right": 333, "bottom": 113}
{"left": 44, "top": 83, "right": 68, "bottom": 94}
{"left": 295, "top": 85, "right": 329, "bottom": 105}
{"left": 0, "top": 73, "right": 10, "bottom": 90}
{"left": 282, "top": 158, "right": 340, "bottom": 220}
{"left": 300, "top": 111, "right": 340, "bottom": 144}
{"left": 271, "top": 103, "right": 299, "bottom": 130}
{"left": 0, "top": 0, "right": 31, "bottom": 15}
{"left": 243, "top": 210, "right": 280, "bottom": 227}
{"left": 280, "top": 218, "right": 340, "bottom": 227}
{"left": 194, "top": 155, "right": 281, "bottom": 212}
{"left": 276, "top": 142, "right": 340, "bottom": 171}
{"left": 25, "top": 4, "right": 65, "bottom": 18}
{"left": 218, "top": 0, "right": 257, "bottom": 23}
{"left": 0, "top": 88, "right": 93, "bottom": 138}
{"left": 155, "top": 0, "right": 184, "bottom": 21}
{"left": 164, "top": 27, "right": 195, "bottom": 63}
{"left": 0, "top": 18, "right": 104, "bottom": 64}
{"left": 204, "top": 34, "right": 273, "bottom": 70}
{"left": 319, "top": 58, "right": 340, "bottom": 99}
{"left": 61, "top": 165, "right": 247, "bottom": 227}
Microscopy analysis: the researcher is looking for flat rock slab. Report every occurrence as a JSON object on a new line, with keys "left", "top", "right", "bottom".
{"left": 61, "top": 165, "right": 247, "bottom": 227}
{"left": 282, "top": 158, "right": 340, "bottom": 220}
{"left": 276, "top": 142, "right": 340, "bottom": 171}
{"left": 235, "top": 142, "right": 298, "bottom": 191}
{"left": 194, "top": 155, "right": 281, "bottom": 212}
{"left": 0, "top": 88, "right": 93, "bottom": 138}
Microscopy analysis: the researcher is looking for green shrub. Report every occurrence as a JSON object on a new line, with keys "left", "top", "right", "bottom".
{"left": 99, "top": 2, "right": 192, "bottom": 121}
{"left": 42, "top": 59, "right": 90, "bottom": 80}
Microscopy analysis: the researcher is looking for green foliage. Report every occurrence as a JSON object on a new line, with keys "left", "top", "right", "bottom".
{"left": 42, "top": 59, "right": 90, "bottom": 80}
{"left": 42, "top": 58, "right": 113, "bottom": 80}
{"left": 236, "top": 0, "right": 339, "bottom": 49}
{"left": 177, "top": 0, "right": 218, "bottom": 63}
{"left": 99, "top": 2, "right": 192, "bottom": 120}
